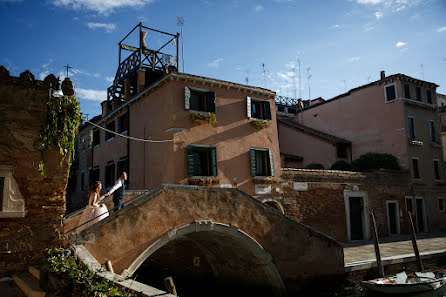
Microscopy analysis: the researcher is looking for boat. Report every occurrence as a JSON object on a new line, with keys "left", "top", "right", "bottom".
{"left": 362, "top": 271, "right": 446, "bottom": 294}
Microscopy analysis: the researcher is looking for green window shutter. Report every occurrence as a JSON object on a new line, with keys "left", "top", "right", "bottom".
{"left": 207, "top": 92, "right": 216, "bottom": 113}
{"left": 187, "top": 146, "right": 195, "bottom": 176}
{"left": 247, "top": 96, "right": 252, "bottom": 118}
{"left": 269, "top": 149, "right": 275, "bottom": 177}
{"left": 250, "top": 149, "right": 256, "bottom": 176}
{"left": 185, "top": 87, "right": 191, "bottom": 110}
{"left": 265, "top": 101, "right": 272, "bottom": 120}
{"left": 211, "top": 147, "right": 218, "bottom": 176}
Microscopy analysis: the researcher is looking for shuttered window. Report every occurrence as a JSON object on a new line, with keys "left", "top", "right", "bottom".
{"left": 184, "top": 87, "right": 216, "bottom": 113}
{"left": 105, "top": 121, "right": 115, "bottom": 141}
{"left": 385, "top": 85, "right": 396, "bottom": 102}
{"left": 250, "top": 148, "right": 274, "bottom": 177}
{"left": 247, "top": 97, "right": 271, "bottom": 120}
{"left": 105, "top": 162, "right": 115, "bottom": 188}
{"left": 187, "top": 145, "right": 218, "bottom": 176}
{"left": 427, "top": 90, "right": 432, "bottom": 104}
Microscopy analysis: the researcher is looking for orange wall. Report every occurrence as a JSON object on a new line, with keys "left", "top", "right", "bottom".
{"left": 278, "top": 122, "right": 342, "bottom": 169}
{"left": 297, "top": 80, "right": 408, "bottom": 168}
{"left": 128, "top": 77, "right": 281, "bottom": 196}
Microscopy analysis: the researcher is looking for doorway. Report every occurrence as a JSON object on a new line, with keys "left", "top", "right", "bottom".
{"left": 386, "top": 201, "right": 400, "bottom": 235}
{"left": 349, "top": 197, "right": 364, "bottom": 240}
{"left": 415, "top": 198, "right": 426, "bottom": 233}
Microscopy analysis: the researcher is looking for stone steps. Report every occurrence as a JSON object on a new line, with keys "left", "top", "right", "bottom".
{"left": 12, "top": 267, "right": 46, "bottom": 297}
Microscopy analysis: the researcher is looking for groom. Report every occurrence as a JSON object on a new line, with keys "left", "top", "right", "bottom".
{"left": 105, "top": 172, "right": 127, "bottom": 211}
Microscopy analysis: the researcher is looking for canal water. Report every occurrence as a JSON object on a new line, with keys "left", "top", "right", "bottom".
{"left": 342, "top": 284, "right": 446, "bottom": 297}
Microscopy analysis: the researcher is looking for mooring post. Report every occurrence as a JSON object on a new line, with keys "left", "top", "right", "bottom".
{"left": 407, "top": 211, "right": 424, "bottom": 271}
{"left": 164, "top": 276, "right": 178, "bottom": 295}
{"left": 370, "top": 212, "right": 384, "bottom": 277}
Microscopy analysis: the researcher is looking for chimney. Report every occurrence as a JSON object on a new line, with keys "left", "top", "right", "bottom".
{"left": 297, "top": 98, "right": 304, "bottom": 110}
{"left": 380, "top": 71, "right": 385, "bottom": 80}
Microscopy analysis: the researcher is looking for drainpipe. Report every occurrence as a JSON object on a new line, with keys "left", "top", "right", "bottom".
{"left": 127, "top": 105, "right": 130, "bottom": 189}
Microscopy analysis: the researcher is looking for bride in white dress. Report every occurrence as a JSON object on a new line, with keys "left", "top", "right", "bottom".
{"left": 77, "top": 181, "right": 109, "bottom": 232}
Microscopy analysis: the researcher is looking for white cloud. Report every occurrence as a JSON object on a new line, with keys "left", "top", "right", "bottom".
{"left": 357, "top": 0, "right": 384, "bottom": 4}
{"left": 394, "top": 5, "right": 406, "bottom": 11}
{"left": 105, "top": 76, "right": 114, "bottom": 83}
{"left": 254, "top": 5, "right": 264, "bottom": 12}
{"left": 39, "top": 70, "right": 50, "bottom": 80}
{"left": 208, "top": 58, "right": 223, "bottom": 68}
{"left": 76, "top": 88, "right": 107, "bottom": 101}
{"left": 395, "top": 41, "right": 407, "bottom": 47}
{"left": 87, "top": 22, "right": 116, "bottom": 32}
{"left": 437, "top": 27, "right": 446, "bottom": 33}
{"left": 350, "top": 57, "right": 361, "bottom": 62}
{"left": 52, "top": 0, "right": 153, "bottom": 14}
{"left": 364, "top": 24, "right": 375, "bottom": 31}
{"left": 374, "top": 11, "right": 383, "bottom": 19}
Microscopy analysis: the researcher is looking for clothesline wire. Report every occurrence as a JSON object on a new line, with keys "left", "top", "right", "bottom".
{"left": 82, "top": 117, "right": 175, "bottom": 143}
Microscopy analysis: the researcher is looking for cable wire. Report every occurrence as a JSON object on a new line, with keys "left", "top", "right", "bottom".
{"left": 83, "top": 118, "right": 175, "bottom": 143}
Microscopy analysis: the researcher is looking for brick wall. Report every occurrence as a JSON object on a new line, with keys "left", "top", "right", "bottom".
{"left": 0, "top": 67, "right": 71, "bottom": 276}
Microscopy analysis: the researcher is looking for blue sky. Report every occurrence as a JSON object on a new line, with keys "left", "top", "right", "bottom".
{"left": 1, "top": 0, "right": 445, "bottom": 118}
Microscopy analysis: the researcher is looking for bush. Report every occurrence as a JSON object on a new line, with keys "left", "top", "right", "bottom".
{"left": 352, "top": 153, "right": 400, "bottom": 171}
{"left": 305, "top": 163, "right": 325, "bottom": 169}
{"left": 330, "top": 160, "right": 353, "bottom": 171}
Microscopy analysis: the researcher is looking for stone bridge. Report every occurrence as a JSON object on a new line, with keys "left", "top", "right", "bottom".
{"left": 68, "top": 185, "right": 344, "bottom": 295}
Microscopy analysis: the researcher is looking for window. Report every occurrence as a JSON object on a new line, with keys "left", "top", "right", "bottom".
{"left": 81, "top": 172, "right": 85, "bottom": 191}
{"left": 427, "top": 90, "right": 432, "bottom": 104}
{"left": 105, "top": 121, "right": 115, "bottom": 141}
{"left": 412, "top": 158, "right": 420, "bottom": 179}
{"left": 117, "top": 157, "right": 129, "bottom": 187}
{"left": 429, "top": 121, "right": 437, "bottom": 143}
{"left": 247, "top": 97, "right": 272, "bottom": 120}
{"left": 439, "top": 199, "right": 444, "bottom": 212}
{"left": 92, "top": 129, "right": 100, "bottom": 146}
{"left": 105, "top": 162, "right": 115, "bottom": 188}
{"left": 89, "top": 167, "right": 100, "bottom": 187}
{"left": 433, "top": 160, "right": 441, "bottom": 180}
{"left": 337, "top": 143, "right": 348, "bottom": 158}
{"left": 118, "top": 113, "right": 128, "bottom": 133}
{"left": 416, "top": 87, "right": 421, "bottom": 101}
{"left": 408, "top": 117, "right": 415, "bottom": 140}
{"left": 385, "top": 84, "right": 396, "bottom": 102}
{"left": 250, "top": 148, "right": 275, "bottom": 177}
{"left": 405, "top": 197, "right": 414, "bottom": 215}
{"left": 187, "top": 145, "right": 218, "bottom": 177}
{"left": 184, "top": 87, "right": 216, "bottom": 113}
{"left": 404, "top": 84, "right": 411, "bottom": 99}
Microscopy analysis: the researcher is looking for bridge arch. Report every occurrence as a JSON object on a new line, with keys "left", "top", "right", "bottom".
{"left": 124, "top": 220, "right": 286, "bottom": 296}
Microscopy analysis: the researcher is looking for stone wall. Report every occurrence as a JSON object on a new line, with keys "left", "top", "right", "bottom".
{"left": 0, "top": 66, "right": 72, "bottom": 276}
{"left": 279, "top": 169, "right": 412, "bottom": 242}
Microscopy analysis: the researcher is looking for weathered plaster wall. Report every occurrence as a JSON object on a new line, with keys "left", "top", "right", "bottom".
{"left": 0, "top": 67, "right": 71, "bottom": 275}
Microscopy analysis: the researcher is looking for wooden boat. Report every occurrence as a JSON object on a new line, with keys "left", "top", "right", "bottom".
{"left": 362, "top": 271, "right": 446, "bottom": 294}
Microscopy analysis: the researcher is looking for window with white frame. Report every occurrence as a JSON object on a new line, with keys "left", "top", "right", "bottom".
{"left": 184, "top": 87, "right": 216, "bottom": 113}
{"left": 385, "top": 84, "right": 396, "bottom": 102}
{"left": 247, "top": 97, "right": 272, "bottom": 120}
{"left": 433, "top": 160, "right": 441, "bottom": 180}
{"left": 412, "top": 158, "right": 420, "bottom": 179}
{"left": 250, "top": 148, "right": 274, "bottom": 177}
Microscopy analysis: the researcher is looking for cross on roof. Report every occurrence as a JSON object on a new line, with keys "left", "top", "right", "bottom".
{"left": 64, "top": 64, "right": 72, "bottom": 78}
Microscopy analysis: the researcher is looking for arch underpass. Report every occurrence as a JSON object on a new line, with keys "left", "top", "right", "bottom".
{"left": 69, "top": 185, "right": 344, "bottom": 295}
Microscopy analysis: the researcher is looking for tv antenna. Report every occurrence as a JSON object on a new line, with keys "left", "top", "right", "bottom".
{"left": 298, "top": 58, "right": 301, "bottom": 99}
{"left": 262, "top": 63, "right": 267, "bottom": 88}
{"left": 177, "top": 15, "right": 185, "bottom": 72}
{"left": 420, "top": 64, "right": 424, "bottom": 80}
{"left": 292, "top": 64, "right": 297, "bottom": 100}
{"left": 306, "top": 67, "right": 312, "bottom": 100}
{"left": 245, "top": 70, "right": 249, "bottom": 85}
{"left": 64, "top": 64, "right": 72, "bottom": 78}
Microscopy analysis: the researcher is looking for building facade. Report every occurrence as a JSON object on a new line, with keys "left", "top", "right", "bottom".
{"left": 293, "top": 71, "right": 445, "bottom": 233}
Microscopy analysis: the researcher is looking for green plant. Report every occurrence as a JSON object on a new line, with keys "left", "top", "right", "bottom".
{"left": 305, "top": 163, "right": 325, "bottom": 169}
{"left": 190, "top": 112, "right": 217, "bottom": 125}
{"left": 188, "top": 177, "right": 220, "bottom": 186}
{"left": 39, "top": 95, "right": 82, "bottom": 175}
{"left": 250, "top": 119, "right": 269, "bottom": 130}
{"left": 330, "top": 160, "right": 354, "bottom": 171}
{"left": 352, "top": 153, "right": 400, "bottom": 171}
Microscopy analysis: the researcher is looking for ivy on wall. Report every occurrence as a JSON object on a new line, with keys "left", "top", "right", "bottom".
{"left": 38, "top": 95, "right": 82, "bottom": 175}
